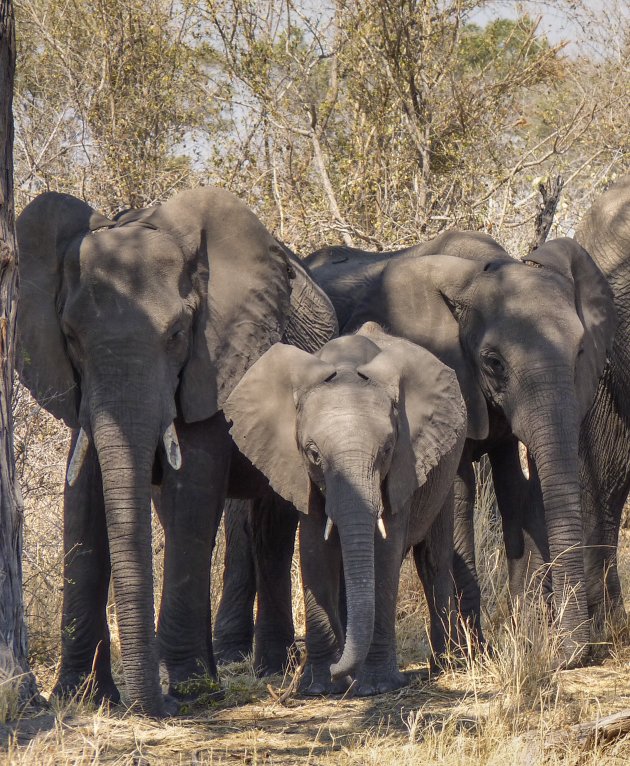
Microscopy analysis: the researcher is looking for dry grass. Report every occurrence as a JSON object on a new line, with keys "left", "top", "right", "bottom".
{"left": 4, "top": 386, "right": 630, "bottom": 764}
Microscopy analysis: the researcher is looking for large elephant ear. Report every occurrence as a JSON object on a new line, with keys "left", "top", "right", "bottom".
{"left": 346, "top": 254, "right": 489, "bottom": 440}
{"left": 144, "top": 187, "right": 293, "bottom": 422}
{"left": 223, "top": 343, "right": 336, "bottom": 514}
{"left": 17, "top": 192, "right": 114, "bottom": 427}
{"left": 524, "top": 237, "right": 617, "bottom": 417}
{"left": 278, "top": 243, "right": 339, "bottom": 352}
{"left": 356, "top": 323, "right": 467, "bottom": 514}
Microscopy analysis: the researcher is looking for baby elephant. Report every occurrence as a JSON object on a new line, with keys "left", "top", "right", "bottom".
{"left": 224, "top": 323, "right": 466, "bottom": 696}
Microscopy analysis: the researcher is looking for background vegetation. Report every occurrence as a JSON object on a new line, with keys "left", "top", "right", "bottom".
{"left": 4, "top": 0, "right": 630, "bottom": 763}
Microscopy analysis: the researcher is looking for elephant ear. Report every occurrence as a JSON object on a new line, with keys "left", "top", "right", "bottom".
{"left": 16, "top": 192, "right": 114, "bottom": 427}
{"left": 224, "top": 343, "right": 336, "bottom": 514}
{"left": 524, "top": 237, "right": 617, "bottom": 417}
{"left": 144, "top": 187, "right": 293, "bottom": 422}
{"left": 279, "top": 243, "right": 339, "bottom": 352}
{"left": 356, "top": 323, "right": 467, "bottom": 514}
{"left": 346, "top": 254, "right": 489, "bottom": 440}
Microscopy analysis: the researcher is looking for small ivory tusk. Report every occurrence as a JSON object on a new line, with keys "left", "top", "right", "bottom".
{"left": 324, "top": 517, "right": 334, "bottom": 541}
{"left": 163, "top": 422, "right": 182, "bottom": 470}
{"left": 518, "top": 441, "right": 530, "bottom": 480}
{"left": 377, "top": 517, "right": 387, "bottom": 540}
{"left": 67, "top": 428, "right": 90, "bottom": 487}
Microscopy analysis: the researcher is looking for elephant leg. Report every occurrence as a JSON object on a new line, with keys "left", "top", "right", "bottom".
{"left": 156, "top": 414, "right": 231, "bottom": 698}
{"left": 580, "top": 365, "right": 630, "bottom": 628}
{"left": 213, "top": 498, "right": 257, "bottom": 665}
{"left": 452, "top": 451, "right": 484, "bottom": 648}
{"left": 252, "top": 491, "right": 299, "bottom": 676}
{"left": 298, "top": 497, "right": 347, "bottom": 696}
{"left": 413, "top": 490, "right": 457, "bottom": 668}
{"left": 53, "top": 431, "right": 119, "bottom": 703}
{"left": 354, "top": 511, "right": 408, "bottom": 697}
{"left": 489, "top": 441, "right": 550, "bottom": 607}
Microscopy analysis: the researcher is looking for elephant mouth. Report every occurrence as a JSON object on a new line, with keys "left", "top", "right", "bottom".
{"left": 322, "top": 512, "right": 387, "bottom": 541}
{"left": 66, "top": 420, "right": 183, "bottom": 486}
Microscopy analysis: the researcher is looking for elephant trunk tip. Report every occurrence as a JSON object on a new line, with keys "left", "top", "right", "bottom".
{"left": 330, "top": 656, "right": 359, "bottom": 682}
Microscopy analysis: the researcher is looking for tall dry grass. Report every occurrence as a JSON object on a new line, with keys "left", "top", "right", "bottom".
{"left": 5, "top": 384, "right": 630, "bottom": 765}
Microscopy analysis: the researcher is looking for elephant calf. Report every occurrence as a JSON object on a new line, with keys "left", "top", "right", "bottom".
{"left": 224, "top": 322, "right": 467, "bottom": 696}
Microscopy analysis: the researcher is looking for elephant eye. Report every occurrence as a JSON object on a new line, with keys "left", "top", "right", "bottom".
{"left": 167, "top": 328, "right": 186, "bottom": 345}
{"left": 482, "top": 351, "right": 505, "bottom": 376}
{"left": 305, "top": 444, "right": 321, "bottom": 466}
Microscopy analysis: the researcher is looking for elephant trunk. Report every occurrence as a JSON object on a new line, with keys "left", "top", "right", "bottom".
{"left": 326, "top": 473, "right": 380, "bottom": 682}
{"left": 515, "top": 377, "right": 590, "bottom": 661}
{"left": 89, "top": 373, "right": 166, "bottom": 716}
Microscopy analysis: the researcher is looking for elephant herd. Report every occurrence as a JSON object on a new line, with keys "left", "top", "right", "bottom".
{"left": 15, "top": 176, "right": 630, "bottom": 716}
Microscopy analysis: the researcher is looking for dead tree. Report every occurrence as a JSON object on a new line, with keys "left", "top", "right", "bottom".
{"left": 528, "top": 175, "right": 565, "bottom": 253}
{"left": 0, "top": 0, "right": 37, "bottom": 705}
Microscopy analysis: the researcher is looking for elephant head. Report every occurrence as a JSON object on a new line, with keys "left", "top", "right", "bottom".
{"left": 224, "top": 322, "right": 466, "bottom": 681}
{"left": 16, "top": 188, "right": 337, "bottom": 715}
{"left": 340, "top": 237, "right": 616, "bottom": 656}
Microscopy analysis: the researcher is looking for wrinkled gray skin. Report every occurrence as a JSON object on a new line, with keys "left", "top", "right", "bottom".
{"left": 224, "top": 324, "right": 466, "bottom": 695}
{"left": 306, "top": 232, "right": 616, "bottom": 664}
{"left": 573, "top": 176, "right": 630, "bottom": 626}
{"left": 16, "top": 188, "right": 337, "bottom": 717}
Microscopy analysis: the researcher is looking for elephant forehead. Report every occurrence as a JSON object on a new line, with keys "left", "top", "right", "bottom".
{"left": 475, "top": 262, "right": 576, "bottom": 316}
{"left": 316, "top": 334, "right": 381, "bottom": 367}
{"left": 299, "top": 377, "right": 395, "bottom": 441}
{"left": 69, "top": 228, "right": 189, "bottom": 323}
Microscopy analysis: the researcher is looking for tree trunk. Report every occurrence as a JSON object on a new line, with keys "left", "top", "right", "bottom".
{"left": 0, "top": 0, "right": 38, "bottom": 705}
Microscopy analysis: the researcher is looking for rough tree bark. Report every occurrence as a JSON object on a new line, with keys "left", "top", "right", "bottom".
{"left": 0, "top": 0, "right": 37, "bottom": 705}
{"left": 528, "top": 175, "right": 565, "bottom": 253}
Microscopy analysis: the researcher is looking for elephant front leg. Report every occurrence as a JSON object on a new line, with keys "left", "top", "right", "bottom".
{"left": 354, "top": 511, "right": 408, "bottom": 697}
{"left": 156, "top": 415, "right": 231, "bottom": 699}
{"left": 54, "top": 431, "right": 119, "bottom": 704}
{"left": 489, "top": 441, "right": 551, "bottom": 610}
{"left": 252, "top": 491, "right": 299, "bottom": 676}
{"left": 213, "top": 498, "right": 257, "bottom": 665}
{"left": 452, "top": 453, "right": 484, "bottom": 650}
{"left": 299, "top": 501, "right": 348, "bottom": 696}
{"left": 413, "top": 491, "right": 458, "bottom": 672}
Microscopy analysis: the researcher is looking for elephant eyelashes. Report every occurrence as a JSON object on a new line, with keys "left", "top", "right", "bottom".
{"left": 305, "top": 444, "right": 322, "bottom": 466}
{"left": 481, "top": 351, "right": 505, "bottom": 376}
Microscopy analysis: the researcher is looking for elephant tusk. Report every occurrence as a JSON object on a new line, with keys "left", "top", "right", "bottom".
{"left": 324, "top": 517, "right": 334, "bottom": 541}
{"left": 67, "top": 428, "right": 90, "bottom": 487}
{"left": 377, "top": 517, "right": 387, "bottom": 540}
{"left": 518, "top": 441, "right": 530, "bottom": 480}
{"left": 163, "top": 422, "right": 182, "bottom": 470}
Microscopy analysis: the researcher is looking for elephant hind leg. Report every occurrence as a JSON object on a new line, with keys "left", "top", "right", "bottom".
{"left": 213, "top": 498, "right": 257, "bottom": 665}
{"left": 251, "top": 491, "right": 299, "bottom": 677}
{"left": 413, "top": 491, "right": 458, "bottom": 669}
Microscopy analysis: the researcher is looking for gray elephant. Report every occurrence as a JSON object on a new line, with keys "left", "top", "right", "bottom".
{"left": 305, "top": 234, "right": 616, "bottom": 663}
{"left": 16, "top": 188, "right": 337, "bottom": 716}
{"left": 223, "top": 323, "right": 467, "bottom": 695}
{"left": 573, "top": 176, "right": 630, "bottom": 626}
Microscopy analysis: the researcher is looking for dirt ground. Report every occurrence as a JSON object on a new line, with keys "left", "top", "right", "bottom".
{"left": 6, "top": 402, "right": 630, "bottom": 765}
{"left": 2, "top": 654, "right": 630, "bottom": 765}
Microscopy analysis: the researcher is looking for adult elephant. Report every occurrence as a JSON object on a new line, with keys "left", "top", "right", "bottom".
{"left": 574, "top": 176, "right": 630, "bottom": 627}
{"left": 306, "top": 233, "right": 616, "bottom": 663}
{"left": 16, "top": 188, "right": 337, "bottom": 716}
{"left": 224, "top": 324, "right": 467, "bottom": 695}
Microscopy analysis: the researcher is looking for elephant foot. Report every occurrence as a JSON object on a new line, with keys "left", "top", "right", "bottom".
{"left": 162, "top": 694, "right": 181, "bottom": 717}
{"left": 299, "top": 662, "right": 352, "bottom": 696}
{"left": 52, "top": 669, "right": 121, "bottom": 706}
{"left": 214, "top": 642, "right": 253, "bottom": 666}
{"left": 254, "top": 640, "right": 296, "bottom": 677}
{"left": 353, "top": 664, "right": 408, "bottom": 697}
